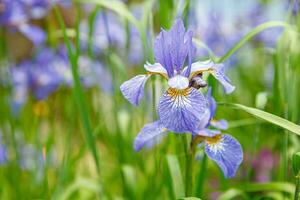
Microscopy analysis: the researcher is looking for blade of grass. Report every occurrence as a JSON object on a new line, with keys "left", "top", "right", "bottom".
{"left": 219, "top": 103, "right": 300, "bottom": 136}
{"left": 53, "top": 6, "right": 101, "bottom": 174}
{"left": 166, "top": 155, "right": 185, "bottom": 199}
{"left": 218, "top": 21, "right": 289, "bottom": 63}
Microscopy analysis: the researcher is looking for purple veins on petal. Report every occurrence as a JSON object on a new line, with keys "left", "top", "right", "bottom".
{"left": 134, "top": 121, "right": 168, "bottom": 152}
{"left": 211, "top": 64, "right": 235, "bottom": 94}
{"left": 205, "top": 134, "right": 243, "bottom": 178}
{"left": 120, "top": 74, "right": 150, "bottom": 106}
{"left": 170, "top": 19, "right": 188, "bottom": 72}
{"left": 154, "top": 29, "right": 174, "bottom": 77}
{"left": 158, "top": 87, "right": 208, "bottom": 133}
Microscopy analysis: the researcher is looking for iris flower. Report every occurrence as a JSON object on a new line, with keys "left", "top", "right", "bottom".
{"left": 134, "top": 88, "right": 243, "bottom": 178}
{"left": 120, "top": 19, "right": 235, "bottom": 134}
{"left": 0, "top": 0, "right": 47, "bottom": 45}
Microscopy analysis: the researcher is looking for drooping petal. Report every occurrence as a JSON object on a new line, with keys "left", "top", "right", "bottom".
{"left": 205, "top": 134, "right": 243, "bottom": 178}
{"left": 210, "top": 119, "right": 228, "bottom": 130}
{"left": 18, "top": 24, "right": 46, "bottom": 45}
{"left": 120, "top": 75, "right": 150, "bottom": 106}
{"left": 158, "top": 87, "right": 208, "bottom": 133}
{"left": 134, "top": 121, "right": 168, "bottom": 151}
{"left": 211, "top": 64, "right": 235, "bottom": 94}
{"left": 144, "top": 62, "right": 168, "bottom": 78}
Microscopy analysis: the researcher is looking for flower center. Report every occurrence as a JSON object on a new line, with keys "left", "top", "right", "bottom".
{"left": 205, "top": 134, "right": 222, "bottom": 145}
{"left": 168, "top": 75, "right": 189, "bottom": 90}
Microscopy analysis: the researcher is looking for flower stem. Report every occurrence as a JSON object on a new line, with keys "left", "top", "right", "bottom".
{"left": 295, "top": 175, "right": 300, "bottom": 200}
{"left": 185, "top": 136, "right": 197, "bottom": 196}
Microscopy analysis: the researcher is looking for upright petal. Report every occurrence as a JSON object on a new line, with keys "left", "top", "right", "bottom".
{"left": 134, "top": 121, "right": 168, "bottom": 151}
{"left": 18, "top": 24, "right": 46, "bottom": 46}
{"left": 154, "top": 29, "right": 174, "bottom": 77}
{"left": 205, "top": 134, "right": 243, "bottom": 178}
{"left": 120, "top": 75, "right": 150, "bottom": 106}
{"left": 170, "top": 19, "right": 188, "bottom": 72}
{"left": 158, "top": 87, "right": 208, "bottom": 133}
{"left": 184, "top": 30, "right": 196, "bottom": 77}
{"left": 211, "top": 64, "right": 235, "bottom": 94}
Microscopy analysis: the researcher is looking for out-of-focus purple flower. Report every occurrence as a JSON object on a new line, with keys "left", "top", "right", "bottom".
{"left": 78, "top": 55, "right": 113, "bottom": 93}
{"left": 0, "top": 132, "right": 8, "bottom": 165}
{"left": 0, "top": 0, "right": 47, "bottom": 45}
{"left": 252, "top": 149, "right": 279, "bottom": 182}
{"left": 80, "top": 9, "right": 144, "bottom": 64}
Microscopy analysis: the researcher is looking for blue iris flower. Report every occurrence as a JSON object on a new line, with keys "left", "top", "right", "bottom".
{"left": 133, "top": 88, "right": 243, "bottom": 178}
{"left": 120, "top": 19, "right": 235, "bottom": 133}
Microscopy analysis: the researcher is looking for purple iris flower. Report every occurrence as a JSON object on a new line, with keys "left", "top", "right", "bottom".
{"left": 80, "top": 9, "right": 144, "bottom": 64}
{"left": 133, "top": 88, "right": 243, "bottom": 178}
{"left": 0, "top": 0, "right": 46, "bottom": 45}
{"left": 78, "top": 55, "right": 113, "bottom": 93}
{"left": 0, "top": 132, "right": 8, "bottom": 165}
{"left": 120, "top": 19, "right": 235, "bottom": 133}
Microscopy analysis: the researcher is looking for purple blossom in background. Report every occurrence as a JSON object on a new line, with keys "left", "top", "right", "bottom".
{"left": 9, "top": 46, "right": 113, "bottom": 111}
{"left": 252, "top": 149, "right": 279, "bottom": 182}
{"left": 0, "top": 0, "right": 47, "bottom": 45}
{"left": 80, "top": 10, "right": 144, "bottom": 64}
{"left": 0, "top": 132, "right": 8, "bottom": 165}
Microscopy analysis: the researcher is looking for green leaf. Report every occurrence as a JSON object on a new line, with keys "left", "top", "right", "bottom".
{"left": 292, "top": 152, "right": 300, "bottom": 177}
{"left": 53, "top": 6, "right": 101, "bottom": 174}
{"left": 57, "top": 178, "right": 102, "bottom": 200}
{"left": 217, "top": 188, "right": 247, "bottom": 200}
{"left": 121, "top": 165, "right": 137, "bottom": 199}
{"left": 218, "top": 21, "right": 289, "bottom": 63}
{"left": 166, "top": 155, "right": 185, "bottom": 199}
{"left": 220, "top": 103, "right": 300, "bottom": 136}
{"left": 238, "top": 182, "right": 295, "bottom": 194}
{"left": 179, "top": 197, "right": 202, "bottom": 200}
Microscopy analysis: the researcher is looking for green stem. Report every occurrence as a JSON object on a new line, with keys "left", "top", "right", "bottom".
{"left": 54, "top": 6, "right": 101, "bottom": 175}
{"left": 185, "top": 136, "right": 196, "bottom": 196}
{"left": 295, "top": 176, "right": 300, "bottom": 200}
{"left": 195, "top": 154, "right": 207, "bottom": 197}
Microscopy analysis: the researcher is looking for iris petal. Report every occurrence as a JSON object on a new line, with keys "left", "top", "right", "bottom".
{"left": 205, "top": 134, "right": 243, "bottom": 178}
{"left": 144, "top": 62, "right": 168, "bottom": 78}
{"left": 210, "top": 119, "right": 228, "bottom": 130}
{"left": 120, "top": 75, "right": 149, "bottom": 106}
{"left": 134, "top": 121, "right": 168, "bottom": 151}
{"left": 211, "top": 64, "right": 235, "bottom": 94}
{"left": 184, "top": 59, "right": 214, "bottom": 77}
{"left": 18, "top": 24, "right": 46, "bottom": 45}
{"left": 158, "top": 87, "right": 208, "bottom": 133}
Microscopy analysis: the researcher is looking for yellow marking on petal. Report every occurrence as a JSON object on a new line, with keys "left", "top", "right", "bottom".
{"left": 167, "top": 87, "right": 191, "bottom": 97}
{"left": 205, "top": 134, "right": 222, "bottom": 145}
